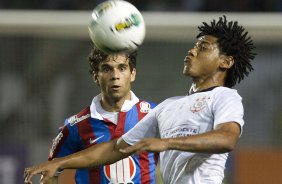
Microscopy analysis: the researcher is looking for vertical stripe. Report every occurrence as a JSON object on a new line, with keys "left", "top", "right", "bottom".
{"left": 148, "top": 153, "right": 157, "bottom": 184}
{"left": 123, "top": 158, "right": 130, "bottom": 181}
{"left": 124, "top": 105, "right": 139, "bottom": 133}
{"left": 132, "top": 155, "right": 141, "bottom": 183}
{"left": 109, "top": 163, "right": 117, "bottom": 182}
{"left": 103, "top": 121, "right": 116, "bottom": 140}
{"left": 139, "top": 152, "right": 151, "bottom": 183}
{"left": 122, "top": 159, "right": 125, "bottom": 182}
{"left": 76, "top": 119, "right": 95, "bottom": 147}
{"left": 89, "top": 119, "right": 115, "bottom": 184}
{"left": 129, "top": 158, "right": 134, "bottom": 177}
{"left": 136, "top": 101, "right": 152, "bottom": 183}
{"left": 105, "top": 165, "right": 111, "bottom": 180}
{"left": 76, "top": 119, "right": 100, "bottom": 184}
{"left": 114, "top": 111, "right": 127, "bottom": 138}
{"left": 117, "top": 159, "right": 124, "bottom": 182}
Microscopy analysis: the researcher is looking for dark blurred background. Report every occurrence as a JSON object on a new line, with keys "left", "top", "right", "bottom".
{"left": 0, "top": 0, "right": 282, "bottom": 11}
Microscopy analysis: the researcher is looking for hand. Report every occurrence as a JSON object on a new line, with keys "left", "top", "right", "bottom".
{"left": 24, "top": 160, "right": 59, "bottom": 184}
{"left": 120, "top": 138, "right": 169, "bottom": 154}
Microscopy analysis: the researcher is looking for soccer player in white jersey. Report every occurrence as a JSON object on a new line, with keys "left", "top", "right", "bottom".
{"left": 24, "top": 15, "right": 256, "bottom": 184}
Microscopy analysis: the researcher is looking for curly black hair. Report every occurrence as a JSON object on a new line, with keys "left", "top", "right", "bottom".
{"left": 197, "top": 15, "right": 256, "bottom": 87}
{"left": 88, "top": 48, "right": 137, "bottom": 75}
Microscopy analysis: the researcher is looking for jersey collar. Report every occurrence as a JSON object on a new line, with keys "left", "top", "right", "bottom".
{"left": 188, "top": 86, "right": 220, "bottom": 95}
{"left": 90, "top": 91, "right": 139, "bottom": 119}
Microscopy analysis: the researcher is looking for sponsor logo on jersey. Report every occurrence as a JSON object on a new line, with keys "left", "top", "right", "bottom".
{"left": 139, "top": 101, "right": 151, "bottom": 113}
{"left": 104, "top": 156, "right": 136, "bottom": 184}
{"left": 190, "top": 96, "right": 211, "bottom": 113}
{"left": 163, "top": 124, "right": 200, "bottom": 138}
{"left": 68, "top": 114, "right": 90, "bottom": 126}
{"left": 49, "top": 132, "right": 63, "bottom": 158}
{"left": 89, "top": 135, "right": 104, "bottom": 144}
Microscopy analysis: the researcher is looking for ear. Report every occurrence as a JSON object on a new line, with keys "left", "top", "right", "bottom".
{"left": 130, "top": 68, "right": 136, "bottom": 82}
{"left": 92, "top": 73, "right": 100, "bottom": 86}
{"left": 219, "top": 56, "right": 234, "bottom": 69}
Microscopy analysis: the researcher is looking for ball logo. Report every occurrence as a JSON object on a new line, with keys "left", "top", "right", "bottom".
{"left": 114, "top": 14, "right": 141, "bottom": 32}
{"left": 104, "top": 156, "right": 136, "bottom": 184}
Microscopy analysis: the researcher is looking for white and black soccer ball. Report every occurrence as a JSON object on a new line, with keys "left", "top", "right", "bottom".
{"left": 88, "top": 0, "right": 145, "bottom": 54}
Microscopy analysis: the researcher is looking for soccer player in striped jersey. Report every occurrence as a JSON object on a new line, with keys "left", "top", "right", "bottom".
{"left": 45, "top": 48, "right": 158, "bottom": 184}
{"left": 25, "top": 16, "right": 256, "bottom": 184}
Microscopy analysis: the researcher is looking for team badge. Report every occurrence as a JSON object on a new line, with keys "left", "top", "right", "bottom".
{"left": 104, "top": 156, "right": 136, "bottom": 183}
{"left": 139, "top": 101, "right": 151, "bottom": 113}
{"left": 190, "top": 96, "right": 211, "bottom": 113}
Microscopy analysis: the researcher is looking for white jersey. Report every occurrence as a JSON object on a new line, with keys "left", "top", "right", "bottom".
{"left": 122, "top": 86, "right": 244, "bottom": 184}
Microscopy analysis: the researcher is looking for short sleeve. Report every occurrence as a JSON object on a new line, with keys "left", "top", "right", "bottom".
{"left": 122, "top": 97, "right": 180, "bottom": 145}
{"left": 48, "top": 123, "right": 79, "bottom": 160}
{"left": 122, "top": 107, "right": 160, "bottom": 145}
{"left": 213, "top": 89, "right": 244, "bottom": 133}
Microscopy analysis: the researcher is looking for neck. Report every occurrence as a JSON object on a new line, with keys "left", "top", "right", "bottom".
{"left": 100, "top": 93, "right": 131, "bottom": 112}
{"left": 189, "top": 77, "right": 224, "bottom": 94}
{"left": 189, "top": 72, "right": 225, "bottom": 94}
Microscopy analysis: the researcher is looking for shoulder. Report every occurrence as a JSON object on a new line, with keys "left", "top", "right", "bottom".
{"left": 151, "top": 96, "right": 185, "bottom": 112}
{"left": 212, "top": 87, "right": 242, "bottom": 100}
{"left": 65, "top": 106, "right": 91, "bottom": 127}
{"left": 159, "top": 96, "right": 185, "bottom": 106}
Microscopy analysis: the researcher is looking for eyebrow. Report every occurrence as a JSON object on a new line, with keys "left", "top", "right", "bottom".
{"left": 100, "top": 62, "right": 129, "bottom": 68}
{"left": 197, "top": 40, "right": 213, "bottom": 45}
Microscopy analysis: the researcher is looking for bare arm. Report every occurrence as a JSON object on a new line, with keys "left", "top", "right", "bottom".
{"left": 121, "top": 122, "right": 241, "bottom": 154}
{"left": 24, "top": 138, "right": 131, "bottom": 184}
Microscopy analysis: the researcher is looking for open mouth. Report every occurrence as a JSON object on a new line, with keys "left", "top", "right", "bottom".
{"left": 111, "top": 85, "right": 121, "bottom": 90}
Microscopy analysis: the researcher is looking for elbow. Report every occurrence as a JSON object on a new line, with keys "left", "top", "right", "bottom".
{"left": 221, "top": 138, "right": 238, "bottom": 153}
{"left": 223, "top": 143, "right": 236, "bottom": 152}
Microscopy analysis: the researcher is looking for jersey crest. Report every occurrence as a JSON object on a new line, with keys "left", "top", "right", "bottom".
{"left": 139, "top": 101, "right": 151, "bottom": 113}
{"left": 190, "top": 96, "right": 211, "bottom": 113}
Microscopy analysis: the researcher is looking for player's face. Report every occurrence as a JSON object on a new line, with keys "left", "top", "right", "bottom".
{"left": 95, "top": 54, "right": 136, "bottom": 101}
{"left": 183, "top": 35, "right": 223, "bottom": 79}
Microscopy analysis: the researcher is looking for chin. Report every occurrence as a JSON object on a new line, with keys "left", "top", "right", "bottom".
{"left": 110, "top": 92, "right": 123, "bottom": 99}
{"left": 183, "top": 70, "right": 191, "bottom": 77}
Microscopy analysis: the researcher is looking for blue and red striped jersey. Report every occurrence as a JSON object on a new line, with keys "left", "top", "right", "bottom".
{"left": 48, "top": 99, "right": 158, "bottom": 184}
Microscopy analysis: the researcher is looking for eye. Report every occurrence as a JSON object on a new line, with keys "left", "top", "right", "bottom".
{"left": 199, "top": 44, "right": 208, "bottom": 51}
{"left": 101, "top": 66, "right": 110, "bottom": 72}
{"left": 119, "top": 65, "right": 128, "bottom": 72}
{"left": 195, "top": 43, "right": 209, "bottom": 52}
{"left": 200, "top": 45, "right": 208, "bottom": 51}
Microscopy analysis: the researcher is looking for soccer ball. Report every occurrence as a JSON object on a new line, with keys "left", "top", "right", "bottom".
{"left": 88, "top": 0, "right": 146, "bottom": 54}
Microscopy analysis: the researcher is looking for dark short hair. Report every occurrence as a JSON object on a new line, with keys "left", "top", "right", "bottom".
{"left": 88, "top": 48, "right": 137, "bottom": 74}
{"left": 197, "top": 15, "right": 256, "bottom": 87}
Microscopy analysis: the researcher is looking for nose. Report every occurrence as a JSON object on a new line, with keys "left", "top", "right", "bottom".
{"left": 111, "top": 68, "right": 120, "bottom": 80}
{"left": 188, "top": 47, "right": 197, "bottom": 57}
